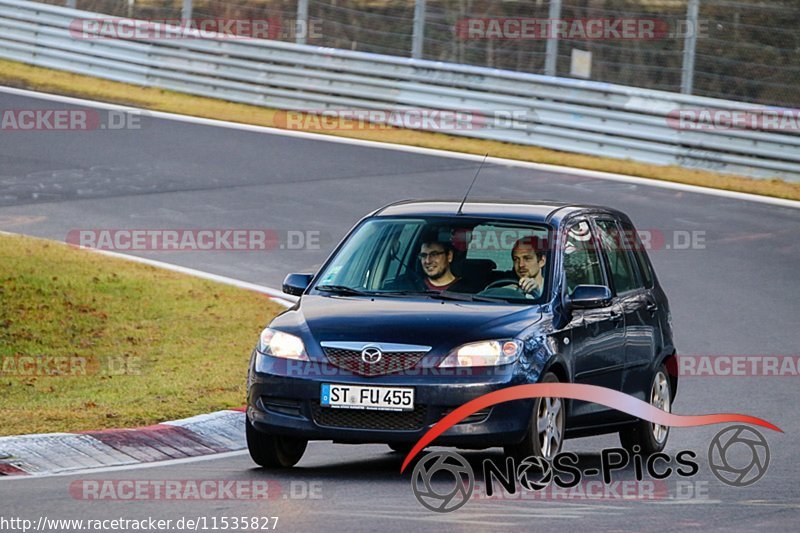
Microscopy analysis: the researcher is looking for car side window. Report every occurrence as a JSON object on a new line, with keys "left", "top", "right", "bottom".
{"left": 620, "top": 220, "right": 654, "bottom": 288}
{"left": 595, "top": 219, "right": 640, "bottom": 293}
{"left": 563, "top": 220, "right": 604, "bottom": 295}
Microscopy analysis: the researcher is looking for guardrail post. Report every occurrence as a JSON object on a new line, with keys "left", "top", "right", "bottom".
{"left": 181, "top": 0, "right": 192, "bottom": 23}
{"left": 65, "top": 0, "right": 76, "bottom": 8}
{"left": 544, "top": 0, "right": 561, "bottom": 76}
{"left": 296, "top": 0, "right": 309, "bottom": 45}
{"left": 681, "top": 0, "right": 700, "bottom": 94}
{"left": 411, "top": 0, "right": 426, "bottom": 59}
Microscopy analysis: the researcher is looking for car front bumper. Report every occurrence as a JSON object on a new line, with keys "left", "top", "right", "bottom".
{"left": 247, "top": 352, "right": 535, "bottom": 447}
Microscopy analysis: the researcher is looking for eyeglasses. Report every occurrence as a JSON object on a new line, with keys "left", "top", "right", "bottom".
{"left": 418, "top": 251, "right": 445, "bottom": 260}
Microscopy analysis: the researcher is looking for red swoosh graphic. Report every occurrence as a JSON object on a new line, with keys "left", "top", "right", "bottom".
{"left": 400, "top": 383, "right": 781, "bottom": 473}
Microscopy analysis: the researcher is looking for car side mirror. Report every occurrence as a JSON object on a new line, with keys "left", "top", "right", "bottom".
{"left": 282, "top": 273, "right": 313, "bottom": 296}
{"left": 567, "top": 285, "right": 613, "bottom": 310}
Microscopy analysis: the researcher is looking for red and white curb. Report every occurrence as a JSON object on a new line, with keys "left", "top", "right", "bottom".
{"left": 0, "top": 409, "right": 248, "bottom": 477}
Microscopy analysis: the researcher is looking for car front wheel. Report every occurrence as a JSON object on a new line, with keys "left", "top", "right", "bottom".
{"left": 504, "top": 372, "right": 565, "bottom": 461}
{"left": 619, "top": 365, "right": 672, "bottom": 455}
{"left": 246, "top": 416, "right": 308, "bottom": 468}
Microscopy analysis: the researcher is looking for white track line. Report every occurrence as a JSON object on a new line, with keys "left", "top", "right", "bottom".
{"left": 91, "top": 248, "right": 297, "bottom": 307}
{"left": 1, "top": 85, "right": 798, "bottom": 210}
{"left": 0, "top": 230, "right": 297, "bottom": 308}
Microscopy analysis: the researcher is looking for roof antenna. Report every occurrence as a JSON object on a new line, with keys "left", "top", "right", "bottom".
{"left": 457, "top": 153, "right": 489, "bottom": 215}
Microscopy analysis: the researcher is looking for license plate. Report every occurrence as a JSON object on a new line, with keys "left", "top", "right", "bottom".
{"left": 320, "top": 383, "right": 414, "bottom": 412}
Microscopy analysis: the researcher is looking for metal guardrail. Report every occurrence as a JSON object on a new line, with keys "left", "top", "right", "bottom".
{"left": 1, "top": 0, "right": 799, "bottom": 181}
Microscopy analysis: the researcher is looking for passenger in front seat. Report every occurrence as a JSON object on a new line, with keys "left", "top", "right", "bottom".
{"left": 416, "top": 236, "right": 473, "bottom": 292}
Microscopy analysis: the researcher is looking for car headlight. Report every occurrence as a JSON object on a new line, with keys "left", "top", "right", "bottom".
{"left": 439, "top": 339, "right": 522, "bottom": 368}
{"left": 257, "top": 328, "right": 308, "bottom": 361}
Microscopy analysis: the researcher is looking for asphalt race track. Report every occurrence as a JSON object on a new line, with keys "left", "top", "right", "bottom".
{"left": 1, "top": 89, "right": 799, "bottom": 531}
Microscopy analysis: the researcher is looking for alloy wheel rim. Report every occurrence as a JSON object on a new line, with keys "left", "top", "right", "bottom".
{"left": 651, "top": 371, "right": 671, "bottom": 444}
{"left": 537, "top": 396, "right": 563, "bottom": 459}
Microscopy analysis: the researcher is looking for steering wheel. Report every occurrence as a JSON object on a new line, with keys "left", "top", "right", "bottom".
{"left": 482, "top": 278, "right": 525, "bottom": 293}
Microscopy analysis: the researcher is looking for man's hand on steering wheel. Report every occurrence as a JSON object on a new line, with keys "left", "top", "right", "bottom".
{"left": 483, "top": 277, "right": 541, "bottom": 295}
{"left": 518, "top": 276, "right": 541, "bottom": 295}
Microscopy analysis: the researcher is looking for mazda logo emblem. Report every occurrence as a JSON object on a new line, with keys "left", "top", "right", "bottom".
{"left": 361, "top": 347, "right": 382, "bottom": 364}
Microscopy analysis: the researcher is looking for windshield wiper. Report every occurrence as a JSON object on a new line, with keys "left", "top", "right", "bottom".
{"left": 316, "top": 286, "right": 507, "bottom": 303}
{"left": 437, "top": 292, "right": 507, "bottom": 303}
{"left": 385, "top": 290, "right": 504, "bottom": 303}
{"left": 315, "top": 285, "right": 374, "bottom": 296}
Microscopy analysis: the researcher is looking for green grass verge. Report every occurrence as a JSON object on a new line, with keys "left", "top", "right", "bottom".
{"left": 0, "top": 233, "right": 283, "bottom": 436}
{"left": 1, "top": 58, "right": 799, "bottom": 202}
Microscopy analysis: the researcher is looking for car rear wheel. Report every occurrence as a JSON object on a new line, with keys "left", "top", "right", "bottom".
{"left": 504, "top": 372, "right": 565, "bottom": 461}
{"left": 619, "top": 365, "right": 672, "bottom": 455}
{"left": 246, "top": 416, "right": 307, "bottom": 468}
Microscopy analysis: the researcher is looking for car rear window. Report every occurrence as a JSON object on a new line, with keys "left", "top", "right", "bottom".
{"left": 595, "top": 218, "right": 641, "bottom": 293}
{"left": 620, "top": 220, "right": 655, "bottom": 288}
{"left": 563, "top": 220, "right": 605, "bottom": 295}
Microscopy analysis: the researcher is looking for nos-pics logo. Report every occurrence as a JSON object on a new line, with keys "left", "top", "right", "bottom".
{"left": 410, "top": 425, "right": 770, "bottom": 513}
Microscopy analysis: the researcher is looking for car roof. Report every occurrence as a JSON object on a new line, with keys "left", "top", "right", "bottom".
{"left": 372, "top": 199, "right": 626, "bottom": 225}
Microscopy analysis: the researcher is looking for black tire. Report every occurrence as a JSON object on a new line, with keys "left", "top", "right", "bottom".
{"left": 619, "top": 364, "right": 672, "bottom": 456}
{"left": 246, "top": 416, "right": 307, "bottom": 468}
{"left": 504, "top": 372, "right": 565, "bottom": 462}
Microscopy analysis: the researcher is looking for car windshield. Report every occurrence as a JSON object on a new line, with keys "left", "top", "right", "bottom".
{"left": 315, "top": 217, "right": 552, "bottom": 304}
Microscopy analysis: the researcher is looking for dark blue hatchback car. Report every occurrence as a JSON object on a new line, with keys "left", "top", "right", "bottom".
{"left": 246, "top": 200, "right": 677, "bottom": 467}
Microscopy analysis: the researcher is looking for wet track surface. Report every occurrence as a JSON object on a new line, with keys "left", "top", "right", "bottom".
{"left": 1, "top": 90, "right": 799, "bottom": 531}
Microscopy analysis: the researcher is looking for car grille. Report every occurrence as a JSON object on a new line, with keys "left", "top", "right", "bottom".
{"left": 322, "top": 347, "right": 428, "bottom": 377}
{"left": 311, "top": 402, "right": 427, "bottom": 430}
